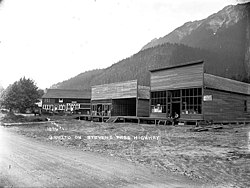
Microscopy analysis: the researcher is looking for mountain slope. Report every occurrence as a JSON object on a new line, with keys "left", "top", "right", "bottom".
{"left": 51, "top": 3, "right": 249, "bottom": 90}
{"left": 50, "top": 69, "right": 104, "bottom": 90}
{"left": 142, "top": 3, "right": 249, "bottom": 51}
{"left": 142, "top": 2, "right": 250, "bottom": 79}
{"left": 52, "top": 43, "right": 242, "bottom": 89}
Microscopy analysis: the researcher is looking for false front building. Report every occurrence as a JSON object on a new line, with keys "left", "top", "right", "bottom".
{"left": 42, "top": 89, "right": 91, "bottom": 114}
{"left": 150, "top": 60, "right": 250, "bottom": 122}
{"left": 91, "top": 80, "right": 150, "bottom": 118}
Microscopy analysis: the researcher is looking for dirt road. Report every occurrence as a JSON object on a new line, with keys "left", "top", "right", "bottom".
{"left": 0, "top": 126, "right": 208, "bottom": 188}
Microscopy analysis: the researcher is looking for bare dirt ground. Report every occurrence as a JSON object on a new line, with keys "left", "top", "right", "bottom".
{"left": 0, "top": 114, "right": 208, "bottom": 188}
{"left": 1, "top": 113, "right": 250, "bottom": 187}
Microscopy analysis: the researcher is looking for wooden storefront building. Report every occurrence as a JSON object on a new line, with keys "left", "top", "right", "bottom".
{"left": 150, "top": 60, "right": 250, "bottom": 122}
{"left": 91, "top": 80, "right": 150, "bottom": 119}
{"left": 42, "top": 89, "right": 91, "bottom": 115}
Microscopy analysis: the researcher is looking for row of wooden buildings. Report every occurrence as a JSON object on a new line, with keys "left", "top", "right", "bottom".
{"left": 42, "top": 61, "right": 250, "bottom": 123}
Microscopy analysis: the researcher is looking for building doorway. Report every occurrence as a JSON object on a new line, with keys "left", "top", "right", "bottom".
{"left": 97, "top": 104, "right": 102, "bottom": 116}
{"left": 167, "top": 90, "right": 181, "bottom": 118}
{"left": 171, "top": 102, "right": 180, "bottom": 118}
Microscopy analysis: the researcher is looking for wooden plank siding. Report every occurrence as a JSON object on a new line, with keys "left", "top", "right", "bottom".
{"left": 91, "top": 80, "right": 137, "bottom": 100}
{"left": 204, "top": 73, "right": 250, "bottom": 95}
{"left": 91, "top": 99, "right": 112, "bottom": 104}
{"left": 137, "top": 99, "right": 150, "bottom": 117}
{"left": 149, "top": 60, "right": 250, "bottom": 122}
{"left": 151, "top": 63, "right": 203, "bottom": 91}
{"left": 150, "top": 113, "right": 166, "bottom": 118}
{"left": 181, "top": 114, "right": 203, "bottom": 120}
{"left": 55, "top": 98, "right": 90, "bottom": 103}
{"left": 203, "top": 88, "right": 250, "bottom": 121}
{"left": 248, "top": 98, "right": 250, "bottom": 112}
{"left": 42, "top": 98, "right": 56, "bottom": 104}
{"left": 91, "top": 80, "right": 150, "bottom": 117}
{"left": 138, "top": 85, "right": 150, "bottom": 99}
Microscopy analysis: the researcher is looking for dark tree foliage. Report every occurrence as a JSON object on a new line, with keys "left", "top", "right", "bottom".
{"left": 52, "top": 42, "right": 249, "bottom": 91}
{"left": 50, "top": 69, "right": 104, "bottom": 90}
{"left": 37, "top": 89, "right": 45, "bottom": 98}
{"left": 0, "top": 77, "right": 40, "bottom": 113}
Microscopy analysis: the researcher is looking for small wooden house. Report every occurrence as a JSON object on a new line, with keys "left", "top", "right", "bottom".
{"left": 150, "top": 60, "right": 250, "bottom": 122}
{"left": 42, "top": 89, "right": 91, "bottom": 114}
{"left": 91, "top": 80, "right": 150, "bottom": 118}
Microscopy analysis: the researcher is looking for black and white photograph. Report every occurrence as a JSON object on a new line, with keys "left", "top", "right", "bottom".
{"left": 0, "top": 0, "right": 250, "bottom": 187}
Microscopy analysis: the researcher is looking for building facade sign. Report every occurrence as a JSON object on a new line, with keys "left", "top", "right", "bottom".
{"left": 203, "top": 95, "right": 212, "bottom": 101}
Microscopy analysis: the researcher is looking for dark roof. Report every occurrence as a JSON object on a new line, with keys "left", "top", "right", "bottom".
{"left": 42, "top": 89, "right": 91, "bottom": 99}
{"left": 204, "top": 73, "right": 250, "bottom": 95}
{"left": 149, "top": 60, "right": 204, "bottom": 72}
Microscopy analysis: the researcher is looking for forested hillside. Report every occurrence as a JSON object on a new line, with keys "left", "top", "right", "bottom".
{"left": 50, "top": 69, "right": 104, "bottom": 90}
{"left": 51, "top": 3, "right": 249, "bottom": 90}
{"left": 142, "top": 3, "right": 250, "bottom": 80}
{"left": 52, "top": 43, "right": 242, "bottom": 90}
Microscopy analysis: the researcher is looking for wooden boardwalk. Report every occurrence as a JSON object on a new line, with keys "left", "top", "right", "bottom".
{"left": 77, "top": 115, "right": 175, "bottom": 125}
{"left": 77, "top": 114, "right": 250, "bottom": 126}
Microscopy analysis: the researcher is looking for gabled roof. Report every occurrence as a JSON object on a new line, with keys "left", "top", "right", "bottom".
{"left": 204, "top": 73, "right": 250, "bottom": 95}
{"left": 42, "top": 89, "right": 91, "bottom": 99}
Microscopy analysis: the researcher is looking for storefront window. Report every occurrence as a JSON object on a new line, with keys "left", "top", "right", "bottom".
{"left": 151, "top": 91, "right": 166, "bottom": 113}
{"left": 181, "top": 88, "right": 202, "bottom": 114}
{"left": 91, "top": 104, "right": 112, "bottom": 116}
{"left": 92, "top": 104, "right": 97, "bottom": 116}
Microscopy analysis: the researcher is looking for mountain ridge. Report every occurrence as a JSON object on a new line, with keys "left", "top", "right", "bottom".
{"left": 142, "top": 3, "right": 250, "bottom": 50}
{"left": 141, "top": 2, "right": 250, "bottom": 79}
{"left": 51, "top": 2, "right": 250, "bottom": 90}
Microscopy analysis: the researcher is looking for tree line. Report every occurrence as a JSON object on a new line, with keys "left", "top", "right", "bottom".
{"left": 53, "top": 43, "right": 249, "bottom": 91}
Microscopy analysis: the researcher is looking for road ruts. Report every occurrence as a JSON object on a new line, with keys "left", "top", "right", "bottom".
{"left": 0, "top": 126, "right": 209, "bottom": 188}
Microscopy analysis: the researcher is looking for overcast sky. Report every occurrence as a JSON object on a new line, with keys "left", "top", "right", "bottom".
{"left": 0, "top": 0, "right": 243, "bottom": 89}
